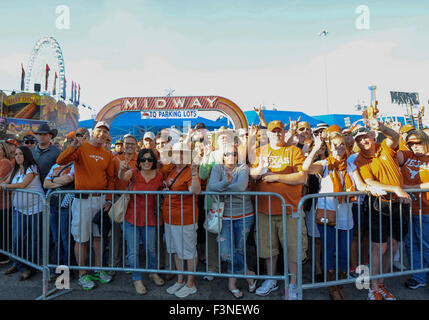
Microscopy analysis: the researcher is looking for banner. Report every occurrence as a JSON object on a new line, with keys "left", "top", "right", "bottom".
{"left": 53, "top": 72, "right": 58, "bottom": 96}
{"left": 45, "top": 64, "right": 50, "bottom": 91}
{"left": 20, "top": 64, "right": 25, "bottom": 91}
{"left": 141, "top": 109, "right": 199, "bottom": 119}
{"left": 390, "top": 91, "right": 419, "bottom": 105}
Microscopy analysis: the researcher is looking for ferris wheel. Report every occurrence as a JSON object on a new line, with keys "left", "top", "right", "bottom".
{"left": 24, "top": 36, "right": 65, "bottom": 96}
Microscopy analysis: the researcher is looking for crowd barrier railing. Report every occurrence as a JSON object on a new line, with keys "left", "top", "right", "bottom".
{"left": 41, "top": 190, "right": 295, "bottom": 300}
{"left": 0, "top": 189, "right": 50, "bottom": 300}
{"left": 296, "top": 189, "right": 429, "bottom": 300}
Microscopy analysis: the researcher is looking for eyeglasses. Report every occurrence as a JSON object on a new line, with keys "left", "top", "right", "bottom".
{"left": 75, "top": 134, "right": 83, "bottom": 138}
{"left": 298, "top": 127, "right": 309, "bottom": 132}
{"left": 24, "top": 141, "right": 36, "bottom": 145}
{"left": 141, "top": 158, "right": 155, "bottom": 163}
{"left": 224, "top": 152, "right": 237, "bottom": 157}
{"left": 407, "top": 141, "right": 423, "bottom": 146}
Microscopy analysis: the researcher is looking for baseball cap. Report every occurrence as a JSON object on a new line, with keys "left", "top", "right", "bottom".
{"left": 268, "top": 120, "right": 285, "bottom": 132}
{"left": 297, "top": 121, "right": 310, "bottom": 130}
{"left": 326, "top": 124, "right": 342, "bottom": 134}
{"left": 194, "top": 122, "right": 206, "bottom": 130}
{"left": 352, "top": 125, "right": 370, "bottom": 139}
{"left": 94, "top": 121, "right": 110, "bottom": 131}
{"left": 405, "top": 131, "right": 421, "bottom": 143}
{"left": 115, "top": 139, "right": 123, "bottom": 145}
{"left": 400, "top": 124, "right": 415, "bottom": 134}
{"left": 144, "top": 132, "right": 155, "bottom": 140}
{"left": 76, "top": 127, "right": 89, "bottom": 136}
{"left": 6, "top": 138, "right": 18, "bottom": 147}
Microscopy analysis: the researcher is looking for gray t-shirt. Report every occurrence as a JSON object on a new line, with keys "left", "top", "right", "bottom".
{"left": 207, "top": 164, "right": 253, "bottom": 218}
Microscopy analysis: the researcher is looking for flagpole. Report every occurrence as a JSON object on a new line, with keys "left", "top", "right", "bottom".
{"left": 319, "top": 30, "right": 329, "bottom": 114}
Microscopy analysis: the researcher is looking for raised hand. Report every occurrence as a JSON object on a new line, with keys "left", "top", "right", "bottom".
{"left": 289, "top": 116, "right": 301, "bottom": 135}
{"left": 72, "top": 138, "right": 81, "bottom": 149}
{"left": 254, "top": 106, "right": 263, "bottom": 117}
{"left": 119, "top": 159, "right": 130, "bottom": 171}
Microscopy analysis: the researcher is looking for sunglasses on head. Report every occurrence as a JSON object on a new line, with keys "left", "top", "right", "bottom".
{"left": 141, "top": 158, "right": 155, "bottom": 163}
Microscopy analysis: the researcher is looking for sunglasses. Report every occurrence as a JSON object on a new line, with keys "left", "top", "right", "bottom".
{"left": 298, "top": 127, "right": 309, "bottom": 132}
{"left": 224, "top": 152, "right": 237, "bottom": 157}
{"left": 24, "top": 141, "right": 36, "bottom": 145}
{"left": 75, "top": 133, "right": 83, "bottom": 138}
{"left": 407, "top": 141, "right": 423, "bottom": 146}
{"left": 141, "top": 158, "right": 155, "bottom": 163}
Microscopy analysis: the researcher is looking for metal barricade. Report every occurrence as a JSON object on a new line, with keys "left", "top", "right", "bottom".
{"left": 296, "top": 189, "right": 429, "bottom": 300}
{"left": 44, "top": 189, "right": 295, "bottom": 299}
{"left": 0, "top": 189, "right": 49, "bottom": 300}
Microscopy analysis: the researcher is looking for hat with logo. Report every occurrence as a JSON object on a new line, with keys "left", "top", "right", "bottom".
{"left": 144, "top": 132, "right": 155, "bottom": 141}
{"left": 94, "top": 121, "right": 110, "bottom": 131}
{"left": 6, "top": 138, "right": 18, "bottom": 147}
{"left": 268, "top": 120, "right": 285, "bottom": 132}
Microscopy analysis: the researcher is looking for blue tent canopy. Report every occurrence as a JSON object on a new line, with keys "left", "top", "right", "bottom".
{"left": 312, "top": 114, "right": 363, "bottom": 128}
{"left": 243, "top": 110, "right": 323, "bottom": 128}
{"left": 78, "top": 112, "right": 224, "bottom": 141}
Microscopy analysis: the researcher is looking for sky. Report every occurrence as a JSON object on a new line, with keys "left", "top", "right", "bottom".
{"left": 0, "top": 0, "right": 428, "bottom": 121}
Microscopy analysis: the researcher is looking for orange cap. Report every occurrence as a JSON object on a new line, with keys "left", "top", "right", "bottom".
{"left": 400, "top": 124, "right": 415, "bottom": 133}
{"left": 326, "top": 124, "right": 342, "bottom": 134}
{"left": 268, "top": 120, "right": 285, "bottom": 132}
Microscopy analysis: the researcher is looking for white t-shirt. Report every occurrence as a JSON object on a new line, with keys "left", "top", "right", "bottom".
{"left": 317, "top": 160, "right": 354, "bottom": 230}
{"left": 12, "top": 165, "right": 44, "bottom": 215}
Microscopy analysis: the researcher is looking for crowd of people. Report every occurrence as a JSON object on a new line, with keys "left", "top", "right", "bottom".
{"left": 0, "top": 107, "right": 428, "bottom": 301}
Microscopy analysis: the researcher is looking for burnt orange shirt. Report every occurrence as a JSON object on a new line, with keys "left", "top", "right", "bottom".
{"left": 253, "top": 144, "right": 305, "bottom": 214}
{"left": 57, "top": 143, "right": 114, "bottom": 194}
{"left": 162, "top": 165, "right": 200, "bottom": 225}
{"left": 113, "top": 153, "right": 138, "bottom": 190}
{"left": 355, "top": 140, "right": 404, "bottom": 189}
{"left": 399, "top": 139, "right": 410, "bottom": 152}
{"left": 159, "top": 163, "right": 175, "bottom": 181}
{"left": 401, "top": 150, "right": 429, "bottom": 215}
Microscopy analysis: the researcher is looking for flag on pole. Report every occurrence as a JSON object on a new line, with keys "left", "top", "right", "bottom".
{"left": 20, "top": 63, "right": 25, "bottom": 91}
{"left": 71, "top": 81, "right": 74, "bottom": 102}
{"left": 77, "top": 84, "right": 80, "bottom": 105}
{"left": 53, "top": 72, "right": 58, "bottom": 95}
{"left": 45, "top": 64, "right": 50, "bottom": 91}
{"left": 62, "top": 76, "right": 66, "bottom": 100}
{"left": 73, "top": 82, "right": 77, "bottom": 104}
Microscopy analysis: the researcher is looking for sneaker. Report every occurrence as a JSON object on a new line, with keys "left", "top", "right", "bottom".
{"left": 0, "top": 258, "right": 10, "bottom": 265}
{"left": 174, "top": 284, "right": 197, "bottom": 298}
{"left": 90, "top": 270, "right": 112, "bottom": 284}
{"left": 405, "top": 278, "right": 426, "bottom": 290}
{"left": 78, "top": 274, "right": 96, "bottom": 290}
{"left": 287, "top": 284, "right": 297, "bottom": 300}
{"left": 368, "top": 289, "right": 383, "bottom": 300}
{"left": 167, "top": 281, "right": 186, "bottom": 295}
{"left": 255, "top": 280, "right": 279, "bottom": 296}
{"left": 378, "top": 285, "right": 396, "bottom": 300}
{"left": 203, "top": 275, "right": 214, "bottom": 281}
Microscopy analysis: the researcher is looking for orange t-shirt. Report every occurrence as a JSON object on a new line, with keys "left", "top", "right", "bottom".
{"left": 113, "top": 152, "right": 138, "bottom": 190}
{"left": 162, "top": 166, "right": 200, "bottom": 226}
{"left": 354, "top": 140, "right": 404, "bottom": 190}
{"left": 159, "top": 163, "right": 175, "bottom": 181}
{"left": 57, "top": 143, "right": 114, "bottom": 194}
{"left": 399, "top": 139, "right": 410, "bottom": 152}
{"left": 401, "top": 150, "right": 429, "bottom": 215}
{"left": 252, "top": 144, "right": 305, "bottom": 214}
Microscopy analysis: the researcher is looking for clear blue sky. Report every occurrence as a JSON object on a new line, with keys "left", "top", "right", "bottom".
{"left": 1, "top": 0, "right": 428, "bottom": 120}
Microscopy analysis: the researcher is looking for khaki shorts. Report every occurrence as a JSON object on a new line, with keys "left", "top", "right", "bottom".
{"left": 256, "top": 212, "right": 308, "bottom": 264}
{"left": 164, "top": 223, "right": 198, "bottom": 260}
{"left": 71, "top": 196, "right": 105, "bottom": 243}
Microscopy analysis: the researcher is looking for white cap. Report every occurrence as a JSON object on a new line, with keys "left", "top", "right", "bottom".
{"left": 94, "top": 121, "right": 110, "bottom": 131}
{"left": 143, "top": 132, "right": 155, "bottom": 140}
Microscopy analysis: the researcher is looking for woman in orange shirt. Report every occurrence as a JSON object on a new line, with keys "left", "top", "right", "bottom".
{"left": 163, "top": 142, "right": 201, "bottom": 298}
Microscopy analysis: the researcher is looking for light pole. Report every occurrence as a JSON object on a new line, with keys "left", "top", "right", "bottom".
{"left": 319, "top": 30, "right": 329, "bottom": 114}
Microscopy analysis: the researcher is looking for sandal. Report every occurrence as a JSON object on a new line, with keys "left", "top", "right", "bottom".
{"left": 149, "top": 273, "right": 165, "bottom": 286}
{"left": 248, "top": 280, "right": 258, "bottom": 293}
{"left": 229, "top": 288, "right": 243, "bottom": 299}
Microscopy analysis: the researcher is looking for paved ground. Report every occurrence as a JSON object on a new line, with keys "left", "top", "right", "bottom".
{"left": 0, "top": 257, "right": 428, "bottom": 300}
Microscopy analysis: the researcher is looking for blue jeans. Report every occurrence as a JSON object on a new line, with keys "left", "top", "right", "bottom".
{"left": 50, "top": 205, "right": 70, "bottom": 266}
{"left": 218, "top": 215, "right": 254, "bottom": 274}
{"left": 123, "top": 221, "right": 157, "bottom": 281}
{"left": 12, "top": 210, "right": 42, "bottom": 272}
{"left": 317, "top": 224, "right": 353, "bottom": 272}
{"left": 405, "top": 214, "right": 429, "bottom": 284}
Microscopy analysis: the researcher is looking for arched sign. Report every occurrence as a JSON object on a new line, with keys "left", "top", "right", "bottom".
{"left": 95, "top": 96, "right": 247, "bottom": 129}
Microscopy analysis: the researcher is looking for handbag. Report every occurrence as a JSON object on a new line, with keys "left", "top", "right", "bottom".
{"left": 315, "top": 208, "right": 336, "bottom": 226}
{"left": 108, "top": 172, "right": 137, "bottom": 223}
{"left": 203, "top": 195, "right": 225, "bottom": 234}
